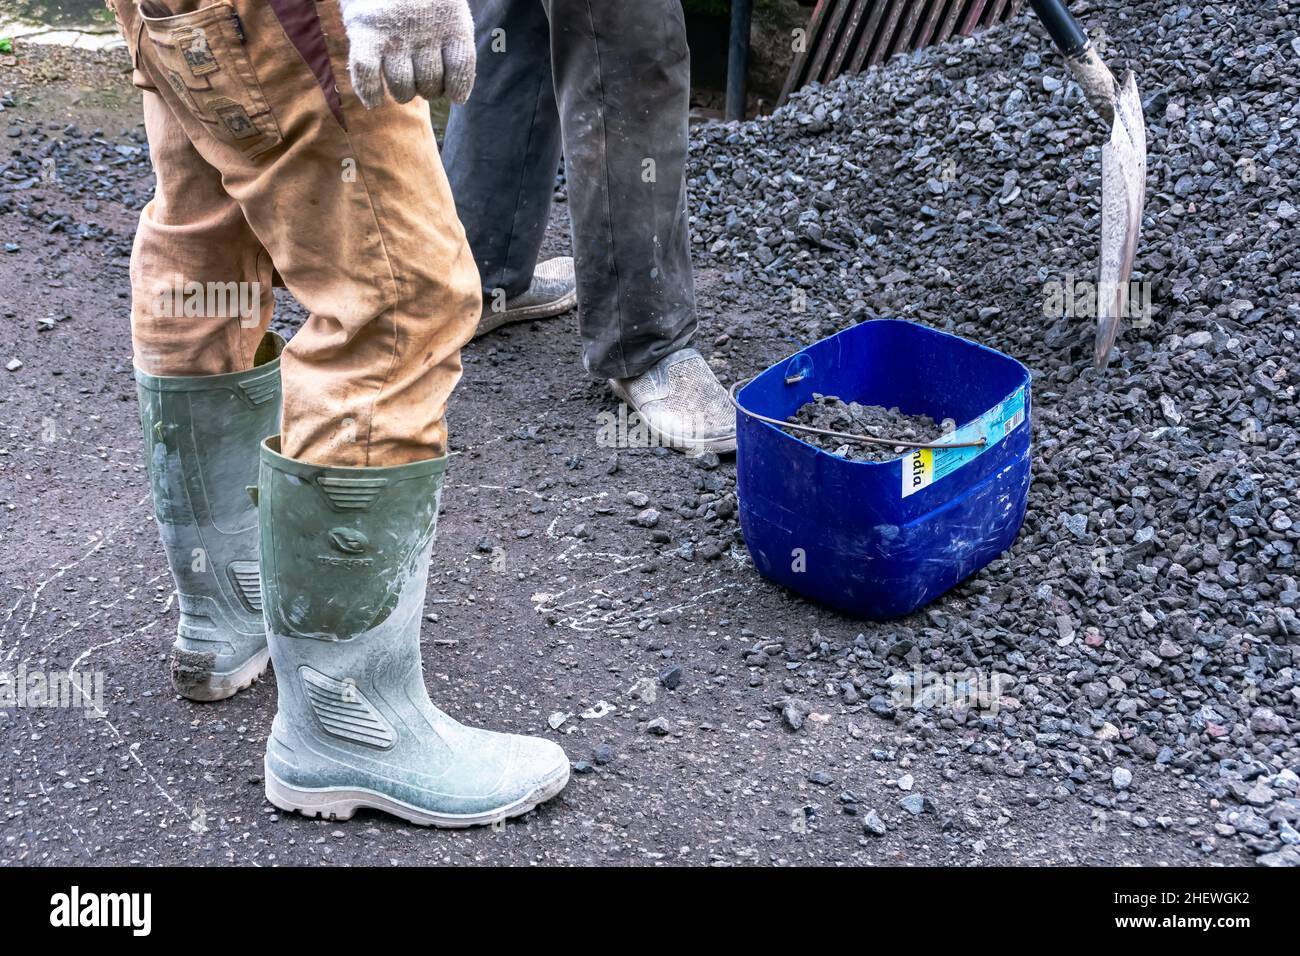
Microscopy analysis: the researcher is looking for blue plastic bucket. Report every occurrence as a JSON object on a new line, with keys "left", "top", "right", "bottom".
{"left": 735, "top": 319, "right": 1032, "bottom": 620}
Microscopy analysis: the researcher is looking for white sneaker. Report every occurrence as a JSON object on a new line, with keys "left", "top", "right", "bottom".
{"left": 476, "top": 256, "right": 576, "bottom": 338}
{"left": 609, "top": 348, "right": 737, "bottom": 455}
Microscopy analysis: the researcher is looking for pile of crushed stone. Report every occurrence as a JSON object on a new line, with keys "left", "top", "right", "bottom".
{"left": 687, "top": 0, "right": 1300, "bottom": 866}
{"left": 783, "top": 394, "right": 948, "bottom": 462}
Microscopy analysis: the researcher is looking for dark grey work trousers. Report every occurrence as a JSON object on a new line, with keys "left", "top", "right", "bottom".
{"left": 443, "top": 0, "right": 697, "bottom": 379}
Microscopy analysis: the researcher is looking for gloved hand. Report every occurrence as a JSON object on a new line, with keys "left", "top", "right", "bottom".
{"left": 337, "top": 0, "right": 476, "bottom": 109}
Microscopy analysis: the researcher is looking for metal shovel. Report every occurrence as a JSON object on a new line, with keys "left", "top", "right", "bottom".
{"left": 1028, "top": 0, "right": 1147, "bottom": 369}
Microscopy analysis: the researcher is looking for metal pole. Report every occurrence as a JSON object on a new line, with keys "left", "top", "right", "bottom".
{"left": 726, "top": 0, "right": 754, "bottom": 121}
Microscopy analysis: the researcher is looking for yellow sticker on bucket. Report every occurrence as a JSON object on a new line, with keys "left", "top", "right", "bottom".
{"left": 901, "top": 387, "right": 1027, "bottom": 499}
{"left": 902, "top": 447, "right": 934, "bottom": 496}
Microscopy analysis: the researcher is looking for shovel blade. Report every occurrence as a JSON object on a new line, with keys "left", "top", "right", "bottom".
{"left": 1095, "top": 70, "right": 1147, "bottom": 368}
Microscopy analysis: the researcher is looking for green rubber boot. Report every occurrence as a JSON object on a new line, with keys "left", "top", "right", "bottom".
{"left": 136, "top": 333, "right": 283, "bottom": 701}
{"left": 258, "top": 438, "right": 570, "bottom": 827}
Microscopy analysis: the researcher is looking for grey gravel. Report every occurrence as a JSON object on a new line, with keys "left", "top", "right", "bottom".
{"left": 686, "top": 0, "right": 1300, "bottom": 866}
{"left": 863, "top": 810, "right": 888, "bottom": 836}
{"left": 783, "top": 393, "right": 946, "bottom": 462}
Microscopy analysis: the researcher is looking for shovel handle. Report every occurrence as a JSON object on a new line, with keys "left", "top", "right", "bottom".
{"left": 1028, "top": 0, "right": 1090, "bottom": 57}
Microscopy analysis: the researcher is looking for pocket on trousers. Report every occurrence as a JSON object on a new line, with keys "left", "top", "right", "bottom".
{"left": 139, "top": 2, "right": 283, "bottom": 159}
{"left": 106, "top": 0, "right": 155, "bottom": 91}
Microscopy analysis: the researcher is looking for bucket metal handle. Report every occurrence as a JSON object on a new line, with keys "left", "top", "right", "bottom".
{"left": 727, "top": 375, "right": 987, "bottom": 451}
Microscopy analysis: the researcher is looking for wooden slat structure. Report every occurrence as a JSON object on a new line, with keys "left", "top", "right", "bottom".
{"left": 779, "top": 0, "right": 1026, "bottom": 105}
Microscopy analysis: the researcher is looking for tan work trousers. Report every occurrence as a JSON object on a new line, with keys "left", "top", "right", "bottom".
{"left": 110, "top": 0, "right": 481, "bottom": 466}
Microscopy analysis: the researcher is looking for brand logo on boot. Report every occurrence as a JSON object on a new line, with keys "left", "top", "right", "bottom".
{"left": 320, "top": 528, "right": 373, "bottom": 567}
{"left": 328, "top": 528, "right": 369, "bottom": 553}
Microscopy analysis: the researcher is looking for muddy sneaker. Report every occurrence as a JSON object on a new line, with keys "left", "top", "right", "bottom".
{"left": 609, "top": 348, "right": 737, "bottom": 455}
{"left": 476, "top": 256, "right": 576, "bottom": 338}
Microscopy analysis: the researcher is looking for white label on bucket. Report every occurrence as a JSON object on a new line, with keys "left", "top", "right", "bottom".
{"left": 901, "top": 386, "right": 1027, "bottom": 498}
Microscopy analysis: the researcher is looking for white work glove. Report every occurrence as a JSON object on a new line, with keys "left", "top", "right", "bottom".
{"left": 337, "top": 0, "right": 476, "bottom": 109}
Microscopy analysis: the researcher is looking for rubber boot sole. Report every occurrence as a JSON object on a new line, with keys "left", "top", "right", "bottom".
{"left": 265, "top": 760, "right": 571, "bottom": 828}
{"left": 171, "top": 646, "right": 271, "bottom": 702}
{"left": 607, "top": 379, "right": 738, "bottom": 455}
{"left": 474, "top": 287, "right": 577, "bottom": 339}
